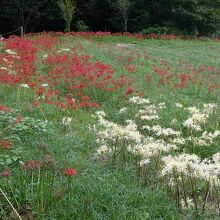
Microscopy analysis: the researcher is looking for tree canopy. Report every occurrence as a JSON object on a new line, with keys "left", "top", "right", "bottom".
{"left": 0, "top": 0, "right": 219, "bottom": 36}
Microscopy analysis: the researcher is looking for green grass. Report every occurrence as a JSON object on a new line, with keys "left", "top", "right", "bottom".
{"left": 0, "top": 35, "right": 220, "bottom": 219}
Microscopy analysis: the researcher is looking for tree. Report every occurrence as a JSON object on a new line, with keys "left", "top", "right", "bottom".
{"left": 85, "top": 0, "right": 115, "bottom": 31}
{"left": 0, "top": 0, "right": 61, "bottom": 34}
{"left": 116, "top": 0, "right": 133, "bottom": 32}
{"left": 169, "top": 0, "right": 219, "bottom": 35}
{"left": 57, "top": 0, "right": 75, "bottom": 32}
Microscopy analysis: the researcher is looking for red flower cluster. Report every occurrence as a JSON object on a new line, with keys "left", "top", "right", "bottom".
{"left": 63, "top": 168, "right": 77, "bottom": 176}
{"left": 152, "top": 61, "right": 220, "bottom": 93}
{"left": 23, "top": 160, "right": 41, "bottom": 171}
{"left": 0, "top": 169, "right": 11, "bottom": 177}
{"left": 0, "top": 37, "right": 37, "bottom": 85}
{"left": 25, "top": 31, "right": 182, "bottom": 41}
{"left": 0, "top": 139, "right": 12, "bottom": 149}
{"left": 15, "top": 115, "right": 24, "bottom": 124}
{"left": 33, "top": 35, "right": 58, "bottom": 50}
{"left": 0, "top": 36, "right": 137, "bottom": 110}
{"left": 0, "top": 104, "right": 12, "bottom": 112}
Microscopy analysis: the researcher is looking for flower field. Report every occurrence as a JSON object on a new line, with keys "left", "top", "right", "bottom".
{"left": 0, "top": 32, "right": 220, "bottom": 219}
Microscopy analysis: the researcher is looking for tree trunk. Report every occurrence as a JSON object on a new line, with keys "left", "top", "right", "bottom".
{"left": 65, "top": 21, "right": 71, "bottom": 32}
{"left": 124, "top": 18, "right": 128, "bottom": 32}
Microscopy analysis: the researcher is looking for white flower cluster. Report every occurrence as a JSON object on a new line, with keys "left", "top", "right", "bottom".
{"left": 161, "top": 153, "right": 220, "bottom": 185}
{"left": 183, "top": 104, "right": 217, "bottom": 131}
{"left": 175, "top": 103, "right": 183, "bottom": 108}
{"left": 197, "top": 130, "right": 220, "bottom": 146}
{"left": 0, "top": 67, "right": 8, "bottom": 71}
{"left": 143, "top": 125, "right": 181, "bottom": 137}
{"left": 20, "top": 84, "right": 29, "bottom": 88}
{"left": 61, "top": 117, "right": 72, "bottom": 126}
{"left": 92, "top": 97, "right": 220, "bottom": 192}
{"left": 57, "top": 48, "right": 71, "bottom": 53}
{"left": 131, "top": 139, "right": 178, "bottom": 167}
{"left": 94, "top": 110, "right": 180, "bottom": 166}
{"left": 158, "top": 102, "right": 166, "bottom": 109}
{"left": 118, "top": 107, "right": 127, "bottom": 114}
{"left": 43, "top": 54, "right": 48, "bottom": 59}
{"left": 170, "top": 137, "right": 186, "bottom": 145}
{"left": 95, "top": 112, "right": 142, "bottom": 144}
{"left": 5, "top": 49, "right": 17, "bottom": 55}
{"left": 181, "top": 197, "right": 194, "bottom": 210}
{"left": 136, "top": 104, "right": 159, "bottom": 121}
{"left": 91, "top": 97, "right": 220, "bottom": 213}
{"left": 1, "top": 56, "right": 17, "bottom": 75}
{"left": 129, "top": 96, "right": 150, "bottom": 105}
{"left": 97, "top": 145, "right": 112, "bottom": 155}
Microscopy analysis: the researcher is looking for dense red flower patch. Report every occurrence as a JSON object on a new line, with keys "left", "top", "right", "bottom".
{"left": 0, "top": 37, "right": 37, "bottom": 84}
{"left": 0, "top": 33, "right": 219, "bottom": 112}
{"left": 26, "top": 31, "right": 220, "bottom": 41}
{"left": 33, "top": 35, "right": 58, "bottom": 50}
{"left": 153, "top": 61, "right": 220, "bottom": 93}
{"left": 0, "top": 36, "right": 137, "bottom": 110}
{"left": 26, "top": 31, "right": 180, "bottom": 40}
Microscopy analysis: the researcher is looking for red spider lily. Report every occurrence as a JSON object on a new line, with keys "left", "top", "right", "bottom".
{"left": 0, "top": 35, "right": 138, "bottom": 111}
{"left": 65, "top": 97, "right": 75, "bottom": 105}
{"left": 208, "top": 84, "right": 217, "bottom": 94}
{"left": 126, "top": 65, "right": 136, "bottom": 73}
{"left": 0, "top": 139, "right": 12, "bottom": 149}
{"left": 0, "top": 104, "right": 12, "bottom": 112}
{"left": 125, "top": 86, "right": 135, "bottom": 95}
{"left": 145, "top": 74, "right": 152, "bottom": 84}
{"left": 81, "top": 96, "right": 90, "bottom": 101}
{"left": 153, "top": 66, "right": 168, "bottom": 76}
{"left": 23, "top": 160, "right": 41, "bottom": 171}
{"left": 90, "top": 102, "right": 100, "bottom": 108}
{"left": 63, "top": 167, "right": 77, "bottom": 176}
{"left": 41, "top": 155, "right": 56, "bottom": 168}
{"left": 1, "top": 37, "right": 37, "bottom": 85}
{"left": 32, "top": 101, "right": 40, "bottom": 107}
{"left": 0, "top": 169, "right": 11, "bottom": 177}
{"left": 33, "top": 35, "right": 58, "bottom": 49}
{"left": 15, "top": 115, "right": 24, "bottom": 124}
{"left": 36, "top": 86, "right": 45, "bottom": 95}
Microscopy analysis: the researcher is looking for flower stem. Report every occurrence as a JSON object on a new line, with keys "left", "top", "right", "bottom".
{"left": 0, "top": 187, "right": 22, "bottom": 220}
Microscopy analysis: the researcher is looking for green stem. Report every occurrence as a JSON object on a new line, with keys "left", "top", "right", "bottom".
{"left": 173, "top": 169, "right": 180, "bottom": 207}
{"left": 0, "top": 187, "right": 22, "bottom": 220}
{"left": 214, "top": 183, "right": 220, "bottom": 216}
{"left": 202, "top": 180, "right": 209, "bottom": 214}
{"left": 188, "top": 170, "right": 198, "bottom": 211}
{"left": 180, "top": 172, "right": 187, "bottom": 208}
{"left": 37, "top": 105, "right": 47, "bottom": 121}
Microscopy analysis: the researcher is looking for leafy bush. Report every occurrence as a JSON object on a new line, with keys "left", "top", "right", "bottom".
{"left": 141, "top": 26, "right": 182, "bottom": 35}
{"left": 76, "top": 20, "right": 89, "bottom": 32}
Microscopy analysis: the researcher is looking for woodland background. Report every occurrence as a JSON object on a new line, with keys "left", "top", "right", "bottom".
{"left": 0, "top": 0, "right": 220, "bottom": 37}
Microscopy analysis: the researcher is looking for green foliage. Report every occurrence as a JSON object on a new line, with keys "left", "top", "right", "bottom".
{"left": 116, "top": 0, "right": 133, "bottom": 32}
{"left": 0, "top": 111, "right": 50, "bottom": 138}
{"left": 57, "top": 0, "right": 75, "bottom": 32}
{"left": 0, "top": 146, "right": 23, "bottom": 168}
{"left": 0, "top": 0, "right": 61, "bottom": 33}
{"left": 141, "top": 26, "right": 182, "bottom": 35}
{"left": 76, "top": 20, "right": 89, "bottom": 32}
{"left": 0, "top": 0, "right": 219, "bottom": 35}
{"left": 0, "top": 33, "right": 220, "bottom": 219}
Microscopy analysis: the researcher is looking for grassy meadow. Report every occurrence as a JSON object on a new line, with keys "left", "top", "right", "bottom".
{"left": 0, "top": 33, "right": 220, "bottom": 219}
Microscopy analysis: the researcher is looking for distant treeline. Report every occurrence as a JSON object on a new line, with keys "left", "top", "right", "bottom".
{"left": 0, "top": 0, "right": 219, "bottom": 36}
